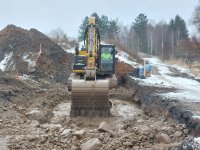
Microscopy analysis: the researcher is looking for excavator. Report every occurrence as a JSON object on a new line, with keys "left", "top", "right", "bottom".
{"left": 68, "top": 16, "right": 117, "bottom": 117}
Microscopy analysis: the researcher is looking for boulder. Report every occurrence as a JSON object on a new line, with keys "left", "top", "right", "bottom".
{"left": 174, "top": 131, "right": 182, "bottom": 137}
{"left": 98, "top": 121, "right": 113, "bottom": 133}
{"left": 155, "top": 133, "right": 171, "bottom": 144}
{"left": 80, "top": 138, "right": 101, "bottom": 150}
{"left": 138, "top": 125, "right": 150, "bottom": 134}
{"left": 61, "top": 129, "right": 72, "bottom": 136}
{"left": 26, "top": 108, "right": 47, "bottom": 123}
{"left": 136, "top": 119, "right": 144, "bottom": 124}
{"left": 73, "top": 129, "right": 86, "bottom": 139}
{"left": 72, "top": 136, "right": 78, "bottom": 143}
{"left": 71, "top": 146, "right": 78, "bottom": 150}
{"left": 31, "top": 120, "right": 40, "bottom": 127}
{"left": 123, "top": 141, "right": 133, "bottom": 146}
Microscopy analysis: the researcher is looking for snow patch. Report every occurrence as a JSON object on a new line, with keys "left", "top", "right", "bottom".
{"left": 79, "top": 41, "right": 85, "bottom": 48}
{"left": 64, "top": 47, "right": 75, "bottom": 54}
{"left": 131, "top": 75, "right": 173, "bottom": 87}
{"left": 19, "top": 74, "right": 30, "bottom": 80}
{"left": 160, "top": 91, "right": 200, "bottom": 102}
{"left": 145, "top": 57, "right": 171, "bottom": 74}
{"left": 192, "top": 115, "right": 200, "bottom": 120}
{"left": 0, "top": 51, "right": 13, "bottom": 71}
{"left": 194, "top": 137, "right": 200, "bottom": 144}
{"left": 129, "top": 56, "right": 200, "bottom": 102}
{"left": 22, "top": 53, "right": 35, "bottom": 67}
{"left": 64, "top": 41, "right": 85, "bottom": 54}
{"left": 116, "top": 51, "right": 138, "bottom": 67}
{"left": 28, "top": 108, "right": 41, "bottom": 115}
{"left": 172, "top": 64, "right": 190, "bottom": 73}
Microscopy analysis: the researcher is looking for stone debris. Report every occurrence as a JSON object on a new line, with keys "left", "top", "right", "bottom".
{"left": 61, "top": 128, "right": 72, "bottom": 136}
{"left": 98, "top": 121, "right": 113, "bottom": 133}
{"left": 80, "top": 138, "right": 101, "bottom": 150}
{"left": 73, "top": 129, "right": 86, "bottom": 139}
{"left": 174, "top": 131, "right": 182, "bottom": 137}
{"left": 155, "top": 133, "right": 171, "bottom": 144}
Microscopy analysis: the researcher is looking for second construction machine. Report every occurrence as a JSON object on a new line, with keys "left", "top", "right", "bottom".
{"left": 68, "top": 16, "right": 117, "bottom": 117}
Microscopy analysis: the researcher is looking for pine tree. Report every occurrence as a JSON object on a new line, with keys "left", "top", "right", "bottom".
{"left": 107, "top": 19, "right": 120, "bottom": 39}
{"left": 78, "top": 16, "right": 89, "bottom": 41}
{"left": 78, "top": 13, "right": 120, "bottom": 41}
{"left": 100, "top": 15, "right": 109, "bottom": 39}
{"left": 133, "top": 13, "right": 148, "bottom": 53}
{"left": 174, "top": 15, "right": 188, "bottom": 41}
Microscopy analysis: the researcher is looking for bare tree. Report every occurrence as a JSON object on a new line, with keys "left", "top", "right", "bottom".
{"left": 48, "top": 27, "right": 68, "bottom": 43}
{"left": 192, "top": 3, "right": 200, "bottom": 33}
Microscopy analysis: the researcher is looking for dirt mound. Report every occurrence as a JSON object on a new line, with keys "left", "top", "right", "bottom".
{"left": 0, "top": 25, "right": 73, "bottom": 82}
{"left": 115, "top": 59, "right": 134, "bottom": 86}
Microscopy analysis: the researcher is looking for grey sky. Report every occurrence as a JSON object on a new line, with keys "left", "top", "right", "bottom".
{"left": 0, "top": 0, "right": 199, "bottom": 37}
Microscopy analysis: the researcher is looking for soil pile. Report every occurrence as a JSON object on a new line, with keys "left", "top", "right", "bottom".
{"left": 115, "top": 59, "right": 134, "bottom": 86}
{"left": 0, "top": 25, "right": 73, "bottom": 82}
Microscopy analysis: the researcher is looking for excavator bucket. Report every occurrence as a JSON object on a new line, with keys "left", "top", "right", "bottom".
{"left": 70, "top": 79, "right": 110, "bottom": 117}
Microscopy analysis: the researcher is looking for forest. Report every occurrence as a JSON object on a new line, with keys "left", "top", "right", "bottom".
{"left": 77, "top": 3, "right": 200, "bottom": 63}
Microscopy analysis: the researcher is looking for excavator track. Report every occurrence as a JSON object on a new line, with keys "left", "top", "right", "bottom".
{"left": 70, "top": 78, "right": 110, "bottom": 117}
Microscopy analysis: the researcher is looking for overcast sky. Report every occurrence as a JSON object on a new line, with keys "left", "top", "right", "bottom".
{"left": 0, "top": 0, "right": 199, "bottom": 37}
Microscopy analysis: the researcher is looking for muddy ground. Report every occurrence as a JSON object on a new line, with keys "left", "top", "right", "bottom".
{"left": 0, "top": 74, "right": 195, "bottom": 150}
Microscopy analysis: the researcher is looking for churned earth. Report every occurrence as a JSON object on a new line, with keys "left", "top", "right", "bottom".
{"left": 0, "top": 74, "right": 192, "bottom": 150}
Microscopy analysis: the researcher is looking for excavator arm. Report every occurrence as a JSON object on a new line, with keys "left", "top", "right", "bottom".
{"left": 84, "top": 17, "right": 100, "bottom": 79}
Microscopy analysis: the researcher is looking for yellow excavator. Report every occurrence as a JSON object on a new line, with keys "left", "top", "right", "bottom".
{"left": 68, "top": 16, "right": 117, "bottom": 117}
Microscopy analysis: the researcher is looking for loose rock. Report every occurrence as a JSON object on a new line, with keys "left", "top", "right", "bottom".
{"left": 98, "top": 121, "right": 113, "bottom": 133}
{"left": 155, "top": 133, "right": 171, "bottom": 144}
{"left": 73, "top": 129, "right": 86, "bottom": 139}
{"left": 80, "top": 138, "right": 101, "bottom": 150}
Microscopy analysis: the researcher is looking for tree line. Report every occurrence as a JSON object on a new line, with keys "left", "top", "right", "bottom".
{"left": 78, "top": 12, "right": 120, "bottom": 42}
{"left": 78, "top": 7, "right": 200, "bottom": 62}
{"left": 119, "top": 14, "right": 189, "bottom": 59}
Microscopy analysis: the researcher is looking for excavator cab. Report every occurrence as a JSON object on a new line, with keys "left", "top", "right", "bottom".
{"left": 98, "top": 45, "right": 115, "bottom": 75}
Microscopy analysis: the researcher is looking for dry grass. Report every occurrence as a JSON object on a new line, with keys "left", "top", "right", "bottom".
{"left": 165, "top": 58, "right": 200, "bottom": 77}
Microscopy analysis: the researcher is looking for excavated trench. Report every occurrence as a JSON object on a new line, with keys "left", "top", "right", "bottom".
{"left": 51, "top": 98, "right": 141, "bottom": 128}
{"left": 0, "top": 75, "right": 197, "bottom": 149}
{"left": 123, "top": 75, "right": 200, "bottom": 146}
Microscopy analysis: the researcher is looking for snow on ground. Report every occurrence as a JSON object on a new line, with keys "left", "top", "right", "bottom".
{"left": 0, "top": 51, "right": 13, "bottom": 71}
{"left": 192, "top": 115, "right": 200, "bottom": 120}
{"left": 159, "top": 91, "right": 200, "bottom": 102}
{"left": 116, "top": 51, "right": 139, "bottom": 67}
{"left": 155, "top": 63, "right": 200, "bottom": 102}
{"left": 194, "top": 137, "right": 200, "bottom": 144}
{"left": 22, "top": 53, "right": 36, "bottom": 67}
{"left": 64, "top": 41, "right": 85, "bottom": 54}
{"left": 63, "top": 47, "right": 75, "bottom": 54}
{"left": 171, "top": 63, "right": 200, "bottom": 80}
{"left": 19, "top": 74, "right": 31, "bottom": 80}
{"left": 120, "top": 55, "right": 200, "bottom": 118}
{"left": 171, "top": 64, "right": 190, "bottom": 73}
{"left": 130, "top": 57, "right": 200, "bottom": 103}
